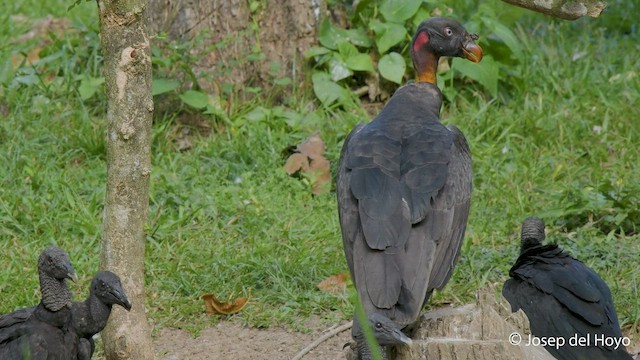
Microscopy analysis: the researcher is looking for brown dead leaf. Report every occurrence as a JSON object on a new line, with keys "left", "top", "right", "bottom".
{"left": 283, "top": 133, "right": 331, "bottom": 195}
{"left": 201, "top": 293, "right": 249, "bottom": 315}
{"left": 297, "top": 133, "right": 325, "bottom": 160}
{"left": 283, "top": 153, "right": 309, "bottom": 175}
{"left": 317, "top": 273, "right": 349, "bottom": 294}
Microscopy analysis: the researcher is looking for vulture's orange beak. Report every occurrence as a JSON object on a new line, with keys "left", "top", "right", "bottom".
{"left": 462, "top": 34, "right": 483, "bottom": 63}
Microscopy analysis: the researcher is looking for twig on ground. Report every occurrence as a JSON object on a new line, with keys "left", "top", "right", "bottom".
{"left": 291, "top": 321, "right": 353, "bottom": 360}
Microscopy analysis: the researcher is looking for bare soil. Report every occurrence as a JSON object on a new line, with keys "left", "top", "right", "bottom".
{"left": 154, "top": 320, "right": 352, "bottom": 360}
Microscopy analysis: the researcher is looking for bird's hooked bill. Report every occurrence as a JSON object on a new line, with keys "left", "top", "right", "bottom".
{"left": 395, "top": 329, "right": 413, "bottom": 346}
{"left": 462, "top": 35, "right": 483, "bottom": 63}
{"left": 67, "top": 271, "right": 78, "bottom": 283}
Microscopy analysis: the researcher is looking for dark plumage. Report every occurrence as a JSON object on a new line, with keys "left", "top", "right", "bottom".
{"left": 352, "top": 313, "right": 412, "bottom": 360}
{"left": 72, "top": 271, "right": 132, "bottom": 360}
{"left": 337, "top": 17, "right": 482, "bottom": 358}
{"left": 503, "top": 217, "right": 632, "bottom": 360}
{"left": 0, "top": 246, "right": 78, "bottom": 360}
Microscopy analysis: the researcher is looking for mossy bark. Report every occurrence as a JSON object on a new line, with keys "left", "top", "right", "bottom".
{"left": 97, "top": 0, "right": 155, "bottom": 359}
{"left": 501, "top": 0, "right": 607, "bottom": 20}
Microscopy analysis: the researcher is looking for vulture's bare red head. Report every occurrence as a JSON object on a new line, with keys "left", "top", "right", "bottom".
{"left": 411, "top": 17, "right": 483, "bottom": 84}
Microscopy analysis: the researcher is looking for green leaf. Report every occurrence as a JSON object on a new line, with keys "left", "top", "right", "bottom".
{"left": 338, "top": 42, "right": 374, "bottom": 72}
{"left": 328, "top": 55, "right": 353, "bottom": 81}
{"left": 318, "top": 18, "right": 349, "bottom": 50}
{"left": 380, "top": 0, "right": 421, "bottom": 23}
{"left": 370, "top": 20, "right": 407, "bottom": 54}
{"left": 482, "top": 19, "right": 524, "bottom": 60}
{"left": 378, "top": 52, "right": 406, "bottom": 84}
{"left": 152, "top": 78, "right": 180, "bottom": 96}
{"left": 304, "top": 46, "right": 331, "bottom": 58}
{"left": 345, "top": 28, "right": 373, "bottom": 48}
{"left": 337, "top": 42, "right": 358, "bottom": 59}
{"left": 179, "top": 90, "right": 210, "bottom": 109}
{"left": 346, "top": 54, "right": 374, "bottom": 72}
{"left": 452, "top": 55, "right": 499, "bottom": 98}
{"left": 77, "top": 76, "right": 105, "bottom": 100}
{"left": 311, "top": 72, "right": 348, "bottom": 106}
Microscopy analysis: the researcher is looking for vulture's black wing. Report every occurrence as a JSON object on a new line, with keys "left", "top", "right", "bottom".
{"left": 503, "top": 246, "right": 631, "bottom": 360}
{"left": 338, "top": 83, "right": 472, "bottom": 326}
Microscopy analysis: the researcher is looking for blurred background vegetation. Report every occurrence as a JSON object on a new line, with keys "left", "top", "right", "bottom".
{"left": 0, "top": 0, "right": 638, "bottom": 346}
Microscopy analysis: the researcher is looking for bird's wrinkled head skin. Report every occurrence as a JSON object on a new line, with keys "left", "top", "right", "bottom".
{"left": 38, "top": 246, "right": 77, "bottom": 282}
{"left": 92, "top": 271, "right": 132, "bottom": 311}
{"left": 520, "top": 217, "right": 546, "bottom": 252}
{"left": 412, "top": 17, "right": 483, "bottom": 62}
{"left": 411, "top": 17, "right": 483, "bottom": 83}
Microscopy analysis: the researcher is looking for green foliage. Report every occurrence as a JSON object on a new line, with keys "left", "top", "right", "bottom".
{"left": 1, "top": 0, "right": 639, "bottom": 342}
{"left": 307, "top": 0, "right": 527, "bottom": 105}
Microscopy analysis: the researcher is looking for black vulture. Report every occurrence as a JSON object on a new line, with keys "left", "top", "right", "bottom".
{"left": 503, "top": 217, "right": 632, "bottom": 360}
{"left": 337, "top": 17, "right": 482, "bottom": 358}
{"left": 72, "top": 271, "right": 132, "bottom": 360}
{"left": 351, "top": 313, "right": 412, "bottom": 360}
{"left": 0, "top": 246, "right": 79, "bottom": 360}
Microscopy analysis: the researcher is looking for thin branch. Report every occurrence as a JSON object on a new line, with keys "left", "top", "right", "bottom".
{"left": 291, "top": 321, "right": 353, "bottom": 360}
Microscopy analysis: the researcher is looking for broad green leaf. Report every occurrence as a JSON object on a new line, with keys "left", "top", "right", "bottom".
{"left": 318, "top": 18, "right": 349, "bottom": 50}
{"left": 482, "top": 19, "right": 524, "bottom": 60}
{"left": 78, "top": 76, "right": 105, "bottom": 100}
{"left": 337, "top": 42, "right": 358, "bottom": 59}
{"left": 370, "top": 20, "right": 407, "bottom": 54}
{"left": 329, "top": 55, "right": 352, "bottom": 81}
{"left": 312, "top": 72, "right": 348, "bottom": 106}
{"left": 152, "top": 78, "right": 180, "bottom": 96}
{"left": 304, "top": 46, "right": 331, "bottom": 58}
{"left": 378, "top": 52, "right": 406, "bottom": 84}
{"left": 244, "top": 106, "right": 270, "bottom": 122}
{"left": 345, "top": 28, "right": 373, "bottom": 48}
{"left": 380, "top": 0, "right": 421, "bottom": 23}
{"left": 338, "top": 43, "right": 374, "bottom": 72}
{"left": 452, "top": 55, "right": 499, "bottom": 98}
{"left": 346, "top": 54, "right": 374, "bottom": 72}
{"left": 179, "top": 90, "right": 210, "bottom": 109}
{"left": 411, "top": 8, "right": 431, "bottom": 29}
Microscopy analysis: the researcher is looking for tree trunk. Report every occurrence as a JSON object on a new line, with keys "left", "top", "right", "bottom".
{"left": 146, "top": 0, "right": 323, "bottom": 94}
{"left": 97, "top": 0, "right": 155, "bottom": 359}
{"left": 501, "top": 0, "right": 607, "bottom": 20}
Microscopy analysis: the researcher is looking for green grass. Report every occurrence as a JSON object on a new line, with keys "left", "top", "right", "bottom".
{"left": 1, "top": 0, "right": 639, "bottom": 344}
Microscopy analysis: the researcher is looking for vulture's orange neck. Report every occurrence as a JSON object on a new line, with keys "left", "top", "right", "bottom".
{"left": 412, "top": 31, "right": 438, "bottom": 84}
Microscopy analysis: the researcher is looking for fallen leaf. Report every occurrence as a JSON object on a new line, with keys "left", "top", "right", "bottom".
{"left": 201, "top": 293, "right": 249, "bottom": 315}
{"left": 297, "top": 133, "right": 325, "bottom": 160}
{"left": 317, "top": 273, "right": 349, "bottom": 294}
{"left": 283, "top": 133, "right": 331, "bottom": 195}
{"left": 283, "top": 153, "right": 309, "bottom": 175}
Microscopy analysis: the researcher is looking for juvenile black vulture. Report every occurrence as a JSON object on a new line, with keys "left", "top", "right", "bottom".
{"left": 0, "top": 246, "right": 79, "bottom": 360}
{"left": 503, "top": 217, "right": 632, "bottom": 360}
{"left": 337, "top": 17, "right": 482, "bottom": 358}
{"left": 351, "top": 313, "right": 412, "bottom": 360}
{"left": 72, "top": 271, "right": 132, "bottom": 360}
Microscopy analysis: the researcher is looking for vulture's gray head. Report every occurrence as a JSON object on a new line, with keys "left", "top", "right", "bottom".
{"left": 366, "top": 313, "right": 412, "bottom": 346}
{"left": 91, "top": 271, "right": 132, "bottom": 311}
{"left": 520, "top": 217, "right": 546, "bottom": 252}
{"left": 38, "top": 246, "right": 77, "bottom": 282}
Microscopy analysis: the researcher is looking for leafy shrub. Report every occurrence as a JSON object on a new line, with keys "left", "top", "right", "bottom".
{"left": 307, "top": 0, "right": 527, "bottom": 106}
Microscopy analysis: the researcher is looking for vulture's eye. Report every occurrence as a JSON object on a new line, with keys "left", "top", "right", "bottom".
{"left": 375, "top": 322, "right": 382, "bottom": 329}
{"left": 444, "top": 27, "right": 453, "bottom": 37}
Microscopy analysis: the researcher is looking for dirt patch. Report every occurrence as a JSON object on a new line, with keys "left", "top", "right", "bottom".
{"left": 155, "top": 321, "right": 352, "bottom": 360}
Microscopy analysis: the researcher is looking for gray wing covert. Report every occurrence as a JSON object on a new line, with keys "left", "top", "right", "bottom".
{"left": 426, "top": 125, "right": 472, "bottom": 290}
